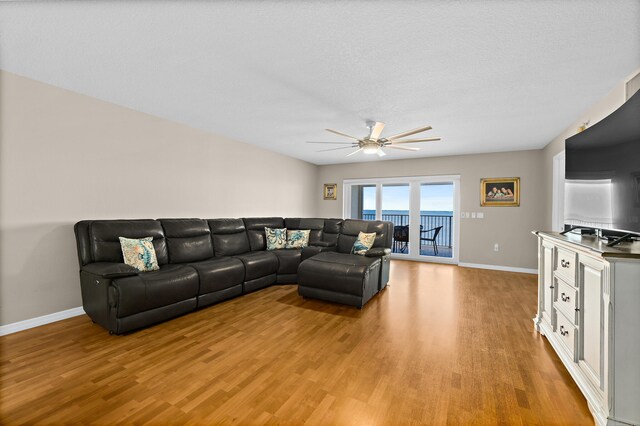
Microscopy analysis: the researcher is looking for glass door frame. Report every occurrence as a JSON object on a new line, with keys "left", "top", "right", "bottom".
{"left": 342, "top": 175, "right": 460, "bottom": 264}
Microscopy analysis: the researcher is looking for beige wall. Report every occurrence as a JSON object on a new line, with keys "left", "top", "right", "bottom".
{"left": 0, "top": 71, "right": 317, "bottom": 325}
{"left": 315, "top": 150, "right": 545, "bottom": 270}
{"left": 541, "top": 69, "right": 639, "bottom": 231}
{"left": 3, "top": 68, "right": 636, "bottom": 326}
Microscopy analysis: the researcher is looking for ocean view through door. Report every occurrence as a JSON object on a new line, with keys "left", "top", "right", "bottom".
{"left": 343, "top": 176, "right": 459, "bottom": 263}
{"left": 419, "top": 183, "right": 454, "bottom": 258}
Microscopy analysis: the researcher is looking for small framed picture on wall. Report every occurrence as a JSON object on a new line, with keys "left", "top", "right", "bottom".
{"left": 480, "top": 177, "right": 520, "bottom": 207}
{"left": 324, "top": 183, "right": 337, "bottom": 200}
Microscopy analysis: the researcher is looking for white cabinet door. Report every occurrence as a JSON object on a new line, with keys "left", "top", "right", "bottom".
{"left": 579, "top": 255, "right": 604, "bottom": 389}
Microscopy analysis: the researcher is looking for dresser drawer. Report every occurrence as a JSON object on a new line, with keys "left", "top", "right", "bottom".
{"left": 555, "top": 278, "right": 579, "bottom": 325}
{"left": 555, "top": 310, "right": 577, "bottom": 361}
{"left": 555, "top": 247, "right": 577, "bottom": 283}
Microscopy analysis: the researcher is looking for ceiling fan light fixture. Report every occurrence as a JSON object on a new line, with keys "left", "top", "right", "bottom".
{"left": 313, "top": 122, "right": 439, "bottom": 158}
{"left": 362, "top": 144, "right": 379, "bottom": 154}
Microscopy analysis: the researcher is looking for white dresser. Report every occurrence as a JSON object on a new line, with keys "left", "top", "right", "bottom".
{"left": 534, "top": 231, "right": 640, "bottom": 426}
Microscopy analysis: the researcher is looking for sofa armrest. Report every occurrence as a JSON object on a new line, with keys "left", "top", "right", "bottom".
{"left": 365, "top": 248, "right": 391, "bottom": 257}
{"left": 311, "top": 241, "right": 336, "bottom": 248}
{"left": 82, "top": 262, "right": 139, "bottom": 278}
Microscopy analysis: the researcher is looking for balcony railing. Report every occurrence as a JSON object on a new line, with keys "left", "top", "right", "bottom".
{"left": 361, "top": 213, "right": 453, "bottom": 248}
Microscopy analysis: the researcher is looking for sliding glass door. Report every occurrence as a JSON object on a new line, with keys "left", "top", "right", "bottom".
{"left": 343, "top": 176, "right": 459, "bottom": 263}
{"left": 419, "top": 183, "right": 454, "bottom": 259}
{"left": 347, "top": 184, "right": 376, "bottom": 220}
{"left": 382, "top": 184, "right": 410, "bottom": 254}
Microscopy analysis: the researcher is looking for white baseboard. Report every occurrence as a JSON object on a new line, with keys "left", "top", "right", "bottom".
{"left": 458, "top": 262, "right": 538, "bottom": 275}
{"left": 0, "top": 306, "right": 85, "bottom": 336}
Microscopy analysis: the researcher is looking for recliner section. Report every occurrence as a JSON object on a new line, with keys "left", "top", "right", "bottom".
{"left": 77, "top": 216, "right": 394, "bottom": 334}
{"left": 161, "top": 218, "right": 244, "bottom": 308}
{"left": 297, "top": 220, "right": 393, "bottom": 308}
{"left": 238, "top": 217, "right": 282, "bottom": 292}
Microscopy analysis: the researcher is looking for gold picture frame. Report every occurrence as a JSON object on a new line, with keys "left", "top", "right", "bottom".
{"left": 323, "top": 183, "right": 337, "bottom": 200}
{"left": 480, "top": 177, "right": 520, "bottom": 207}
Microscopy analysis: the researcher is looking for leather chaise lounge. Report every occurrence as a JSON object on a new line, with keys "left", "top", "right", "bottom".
{"left": 74, "top": 217, "right": 392, "bottom": 334}
{"left": 297, "top": 219, "right": 392, "bottom": 308}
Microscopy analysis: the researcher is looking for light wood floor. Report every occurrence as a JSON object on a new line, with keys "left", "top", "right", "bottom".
{"left": 1, "top": 261, "right": 592, "bottom": 425}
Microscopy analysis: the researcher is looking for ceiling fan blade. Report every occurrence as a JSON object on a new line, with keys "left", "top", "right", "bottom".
{"left": 345, "top": 148, "right": 364, "bottom": 157}
{"left": 386, "top": 125, "right": 432, "bottom": 141}
{"left": 377, "top": 148, "right": 387, "bottom": 157}
{"left": 325, "top": 129, "right": 361, "bottom": 141}
{"left": 368, "top": 122, "right": 385, "bottom": 141}
{"left": 386, "top": 145, "right": 421, "bottom": 151}
{"left": 389, "top": 137, "right": 441, "bottom": 144}
{"left": 306, "top": 141, "right": 357, "bottom": 145}
{"left": 317, "top": 146, "right": 357, "bottom": 152}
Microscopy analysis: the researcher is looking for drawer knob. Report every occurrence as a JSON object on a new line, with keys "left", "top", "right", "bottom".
{"left": 560, "top": 325, "right": 569, "bottom": 336}
{"left": 561, "top": 259, "right": 571, "bottom": 268}
{"left": 561, "top": 293, "right": 570, "bottom": 302}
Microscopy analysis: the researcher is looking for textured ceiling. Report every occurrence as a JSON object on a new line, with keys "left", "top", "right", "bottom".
{"left": 1, "top": 1, "right": 639, "bottom": 165}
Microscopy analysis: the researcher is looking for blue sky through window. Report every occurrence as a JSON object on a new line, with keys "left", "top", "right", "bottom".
{"left": 361, "top": 183, "right": 453, "bottom": 212}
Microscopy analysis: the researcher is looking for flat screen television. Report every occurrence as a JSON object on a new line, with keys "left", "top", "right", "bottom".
{"left": 564, "top": 89, "right": 640, "bottom": 242}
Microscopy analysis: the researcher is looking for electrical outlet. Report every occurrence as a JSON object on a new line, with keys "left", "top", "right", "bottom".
{"left": 494, "top": 243, "right": 500, "bottom": 252}
{"left": 471, "top": 212, "right": 476, "bottom": 219}
{"left": 477, "top": 212, "right": 484, "bottom": 219}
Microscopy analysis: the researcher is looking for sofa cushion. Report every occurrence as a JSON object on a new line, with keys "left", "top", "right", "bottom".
{"left": 285, "top": 218, "right": 325, "bottom": 245}
{"left": 233, "top": 251, "right": 278, "bottom": 281}
{"left": 298, "top": 252, "right": 381, "bottom": 296}
{"left": 286, "top": 230, "right": 310, "bottom": 249}
{"left": 119, "top": 237, "right": 160, "bottom": 271}
{"left": 271, "top": 249, "right": 302, "bottom": 274}
{"left": 265, "top": 227, "right": 287, "bottom": 250}
{"left": 89, "top": 219, "right": 168, "bottom": 265}
{"left": 243, "top": 217, "right": 285, "bottom": 251}
{"left": 161, "top": 218, "right": 214, "bottom": 263}
{"left": 351, "top": 232, "right": 376, "bottom": 255}
{"left": 208, "top": 219, "right": 251, "bottom": 256}
{"left": 189, "top": 257, "right": 245, "bottom": 294}
{"left": 112, "top": 264, "right": 199, "bottom": 318}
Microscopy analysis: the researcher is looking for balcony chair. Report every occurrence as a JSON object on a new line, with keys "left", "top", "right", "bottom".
{"left": 393, "top": 225, "right": 409, "bottom": 253}
{"left": 420, "top": 226, "right": 443, "bottom": 256}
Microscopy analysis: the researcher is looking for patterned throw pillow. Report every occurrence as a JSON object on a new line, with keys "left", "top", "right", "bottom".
{"left": 119, "top": 236, "right": 160, "bottom": 272}
{"left": 286, "top": 230, "right": 310, "bottom": 249}
{"left": 265, "top": 227, "right": 287, "bottom": 250}
{"left": 351, "top": 231, "right": 377, "bottom": 255}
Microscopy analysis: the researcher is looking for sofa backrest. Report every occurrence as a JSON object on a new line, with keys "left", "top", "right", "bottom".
{"left": 323, "top": 218, "right": 343, "bottom": 245}
{"left": 337, "top": 219, "right": 393, "bottom": 254}
{"left": 74, "top": 221, "right": 93, "bottom": 267}
{"left": 76, "top": 219, "right": 169, "bottom": 266}
{"left": 284, "top": 218, "right": 325, "bottom": 245}
{"left": 243, "top": 217, "right": 285, "bottom": 251}
{"left": 160, "top": 218, "right": 214, "bottom": 263}
{"left": 208, "top": 218, "right": 251, "bottom": 256}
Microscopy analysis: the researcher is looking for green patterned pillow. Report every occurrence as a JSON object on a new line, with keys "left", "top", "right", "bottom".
{"left": 265, "top": 227, "right": 287, "bottom": 250}
{"left": 286, "top": 230, "right": 310, "bottom": 249}
{"left": 351, "top": 231, "right": 376, "bottom": 255}
{"left": 119, "top": 236, "right": 160, "bottom": 272}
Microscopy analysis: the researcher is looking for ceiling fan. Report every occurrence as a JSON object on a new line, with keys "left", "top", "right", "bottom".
{"left": 307, "top": 121, "right": 440, "bottom": 157}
